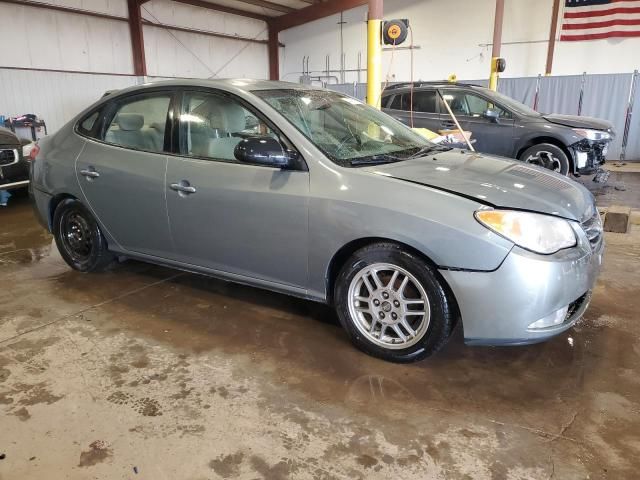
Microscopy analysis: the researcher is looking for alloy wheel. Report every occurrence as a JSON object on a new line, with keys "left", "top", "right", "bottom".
{"left": 347, "top": 263, "right": 431, "bottom": 349}
{"left": 524, "top": 150, "right": 562, "bottom": 172}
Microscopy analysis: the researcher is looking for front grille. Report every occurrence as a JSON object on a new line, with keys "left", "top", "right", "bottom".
{"left": 581, "top": 210, "right": 603, "bottom": 250}
{"left": 0, "top": 149, "right": 17, "bottom": 166}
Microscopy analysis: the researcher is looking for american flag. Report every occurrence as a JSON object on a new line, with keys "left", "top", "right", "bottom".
{"left": 561, "top": 0, "right": 640, "bottom": 41}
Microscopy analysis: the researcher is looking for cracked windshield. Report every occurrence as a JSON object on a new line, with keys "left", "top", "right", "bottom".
{"left": 254, "top": 89, "right": 447, "bottom": 166}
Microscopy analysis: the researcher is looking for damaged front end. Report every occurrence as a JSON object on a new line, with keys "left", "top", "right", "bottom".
{"left": 569, "top": 126, "right": 614, "bottom": 183}
{"left": 570, "top": 137, "right": 610, "bottom": 175}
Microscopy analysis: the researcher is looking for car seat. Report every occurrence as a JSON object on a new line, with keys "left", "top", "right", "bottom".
{"left": 207, "top": 100, "right": 246, "bottom": 160}
{"left": 105, "top": 113, "right": 157, "bottom": 151}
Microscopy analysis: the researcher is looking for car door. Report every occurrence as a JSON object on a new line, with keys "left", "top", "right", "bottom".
{"left": 438, "top": 89, "right": 515, "bottom": 156}
{"left": 384, "top": 89, "right": 442, "bottom": 132}
{"left": 165, "top": 89, "right": 309, "bottom": 289}
{"left": 76, "top": 91, "right": 174, "bottom": 258}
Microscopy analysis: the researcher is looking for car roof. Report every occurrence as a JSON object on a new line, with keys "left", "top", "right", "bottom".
{"left": 124, "top": 78, "right": 319, "bottom": 93}
{"left": 95, "top": 79, "right": 326, "bottom": 106}
{"left": 382, "top": 82, "right": 486, "bottom": 94}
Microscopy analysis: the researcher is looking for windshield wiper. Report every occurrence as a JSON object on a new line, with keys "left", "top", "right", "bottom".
{"left": 406, "top": 145, "right": 452, "bottom": 158}
{"left": 349, "top": 154, "right": 401, "bottom": 166}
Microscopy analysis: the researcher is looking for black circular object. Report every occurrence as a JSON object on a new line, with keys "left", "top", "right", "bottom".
{"left": 496, "top": 57, "right": 507, "bottom": 73}
{"left": 383, "top": 20, "right": 408, "bottom": 45}
{"left": 53, "top": 198, "right": 114, "bottom": 272}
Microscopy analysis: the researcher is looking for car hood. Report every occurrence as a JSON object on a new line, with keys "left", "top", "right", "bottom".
{"left": 542, "top": 113, "right": 614, "bottom": 132}
{"left": 365, "top": 150, "right": 594, "bottom": 222}
{"left": 0, "top": 127, "right": 20, "bottom": 147}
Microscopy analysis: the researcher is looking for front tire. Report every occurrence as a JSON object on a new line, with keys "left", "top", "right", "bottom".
{"left": 334, "top": 243, "right": 454, "bottom": 363}
{"left": 53, "top": 198, "right": 114, "bottom": 272}
{"left": 519, "top": 143, "right": 570, "bottom": 175}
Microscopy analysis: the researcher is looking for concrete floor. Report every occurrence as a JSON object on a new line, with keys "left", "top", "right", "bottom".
{"left": 1, "top": 192, "right": 639, "bottom": 480}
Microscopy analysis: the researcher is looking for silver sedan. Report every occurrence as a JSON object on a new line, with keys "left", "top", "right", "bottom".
{"left": 29, "top": 79, "right": 603, "bottom": 362}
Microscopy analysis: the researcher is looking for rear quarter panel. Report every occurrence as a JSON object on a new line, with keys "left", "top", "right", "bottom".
{"left": 31, "top": 123, "right": 86, "bottom": 226}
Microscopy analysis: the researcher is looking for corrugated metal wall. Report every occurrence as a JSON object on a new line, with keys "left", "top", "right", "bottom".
{"left": 0, "top": 69, "right": 140, "bottom": 133}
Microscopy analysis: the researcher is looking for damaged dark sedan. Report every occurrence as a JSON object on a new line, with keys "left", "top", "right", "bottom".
{"left": 382, "top": 82, "right": 614, "bottom": 177}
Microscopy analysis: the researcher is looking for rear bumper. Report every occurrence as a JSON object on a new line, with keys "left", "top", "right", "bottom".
{"left": 441, "top": 225, "right": 604, "bottom": 346}
{"left": 30, "top": 187, "right": 52, "bottom": 231}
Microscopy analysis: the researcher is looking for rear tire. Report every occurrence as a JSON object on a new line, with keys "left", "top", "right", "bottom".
{"left": 53, "top": 199, "right": 114, "bottom": 272}
{"left": 519, "top": 143, "right": 570, "bottom": 175}
{"left": 334, "top": 243, "right": 454, "bottom": 363}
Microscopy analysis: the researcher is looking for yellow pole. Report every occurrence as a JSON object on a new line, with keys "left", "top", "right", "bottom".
{"left": 489, "top": 58, "right": 499, "bottom": 91}
{"left": 367, "top": 0, "right": 382, "bottom": 108}
{"left": 488, "top": 0, "right": 504, "bottom": 91}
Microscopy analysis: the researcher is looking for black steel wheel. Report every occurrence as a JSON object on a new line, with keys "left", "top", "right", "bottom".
{"left": 53, "top": 199, "right": 114, "bottom": 272}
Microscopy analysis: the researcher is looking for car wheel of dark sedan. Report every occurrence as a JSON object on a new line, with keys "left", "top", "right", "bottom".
{"left": 520, "top": 143, "right": 570, "bottom": 175}
{"left": 334, "top": 243, "right": 454, "bottom": 363}
{"left": 53, "top": 199, "right": 114, "bottom": 272}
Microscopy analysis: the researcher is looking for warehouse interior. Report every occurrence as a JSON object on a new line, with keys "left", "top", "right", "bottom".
{"left": 1, "top": 0, "right": 640, "bottom": 478}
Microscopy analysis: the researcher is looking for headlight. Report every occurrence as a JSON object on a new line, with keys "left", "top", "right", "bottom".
{"left": 475, "top": 210, "right": 577, "bottom": 254}
{"left": 572, "top": 128, "right": 610, "bottom": 141}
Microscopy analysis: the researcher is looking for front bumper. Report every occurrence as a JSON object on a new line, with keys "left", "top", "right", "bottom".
{"left": 0, "top": 151, "right": 30, "bottom": 190}
{"left": 571, "top": 139, "right": 610, "bottom": 175}
{"left": 440, "top": 223, "right": 604, "bottom": 346}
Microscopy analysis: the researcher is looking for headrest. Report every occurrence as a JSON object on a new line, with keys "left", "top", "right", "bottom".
{"left": 208, "top": 100, "right": 246, "bottom": 133}
{"left": 116, "top": 113, "right": 144, "bottom": 131}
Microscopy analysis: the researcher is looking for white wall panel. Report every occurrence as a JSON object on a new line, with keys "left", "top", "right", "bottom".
{"left": 0, "top": 3, "right": 133, "bottom": 74}
{"left": 279, "top": 0, "right": 640, "bottom": 83}
{"left": 0, "top": 69, "right": 138, "bottom": 134}
{"left": 49, "top": 0, "right": 128, "bottom": 17}
{"left": 0, "top": 0, "right": 268, "bottom": 78}
{"left": 143, "top": 26, "right": 268, "bottom": 79}
{"left": 143, "top": 0, "right": 267, "bottom": 40}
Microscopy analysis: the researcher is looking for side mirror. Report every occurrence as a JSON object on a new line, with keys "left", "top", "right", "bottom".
{"left": 234, "top": 136, "right": 299, "bottom": 169}
{"left": 483, "top": 109, "right": 499, "bottom": 122}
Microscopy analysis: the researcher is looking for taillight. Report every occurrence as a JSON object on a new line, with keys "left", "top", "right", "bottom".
{"left": 26, "top": 143, "right": 40, "bottom": 161}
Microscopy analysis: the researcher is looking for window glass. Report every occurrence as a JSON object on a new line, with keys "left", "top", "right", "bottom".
{"left": 387, "top": 94, "right": 406, "bottom": 110}
{"left": 411, "top": 90, "right": 437, "bottom": 113}
{"left": 254, "top": 89, "right": 438, "bottom": 166}
{"left": 180, "top": 92, "right": 277, "bottom": 162}
{"left": 78, "top": 111, "right": 99, "bottom": 135}
{"left": 441, "top": 91, "right": 510, "bottom": 118}
{"left": 104, "top": 94, "right": 171, "bottom": 152}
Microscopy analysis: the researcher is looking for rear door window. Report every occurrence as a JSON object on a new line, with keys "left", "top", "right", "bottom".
{"left": 103, "top": 94, "right": 172, "bottom": 153}
{"left": 387, "top": 93, "right": 408, "bottom": 110}
{"left": 442, "top": 90, "right": 511, "bottom": 118}
{"left": 411, "top": 90, "right": 437, "bottom": 113}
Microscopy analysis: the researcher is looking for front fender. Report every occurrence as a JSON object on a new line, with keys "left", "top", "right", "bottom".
{"left": 307, "top": 170, "right": 514, "bottom": 301}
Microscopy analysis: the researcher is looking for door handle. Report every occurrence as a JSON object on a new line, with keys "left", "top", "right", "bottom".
{"left": 170, "top": 182, "right": 196, "bottom": 194}
{"left": 80, "top": 168, "right": 100, "bottom": 179}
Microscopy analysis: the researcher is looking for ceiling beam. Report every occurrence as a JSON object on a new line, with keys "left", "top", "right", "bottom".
{"left": 234, "top": 0, "right": 294, "bottom": 14}
{"left": 171, "top": 0, "right": 269, "bottom": 21}
{"left": 127, "top": 0, "right": 147, "bottom": 76}
{"left": 269, "top": 0, "right": 367, "bottom": 32}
